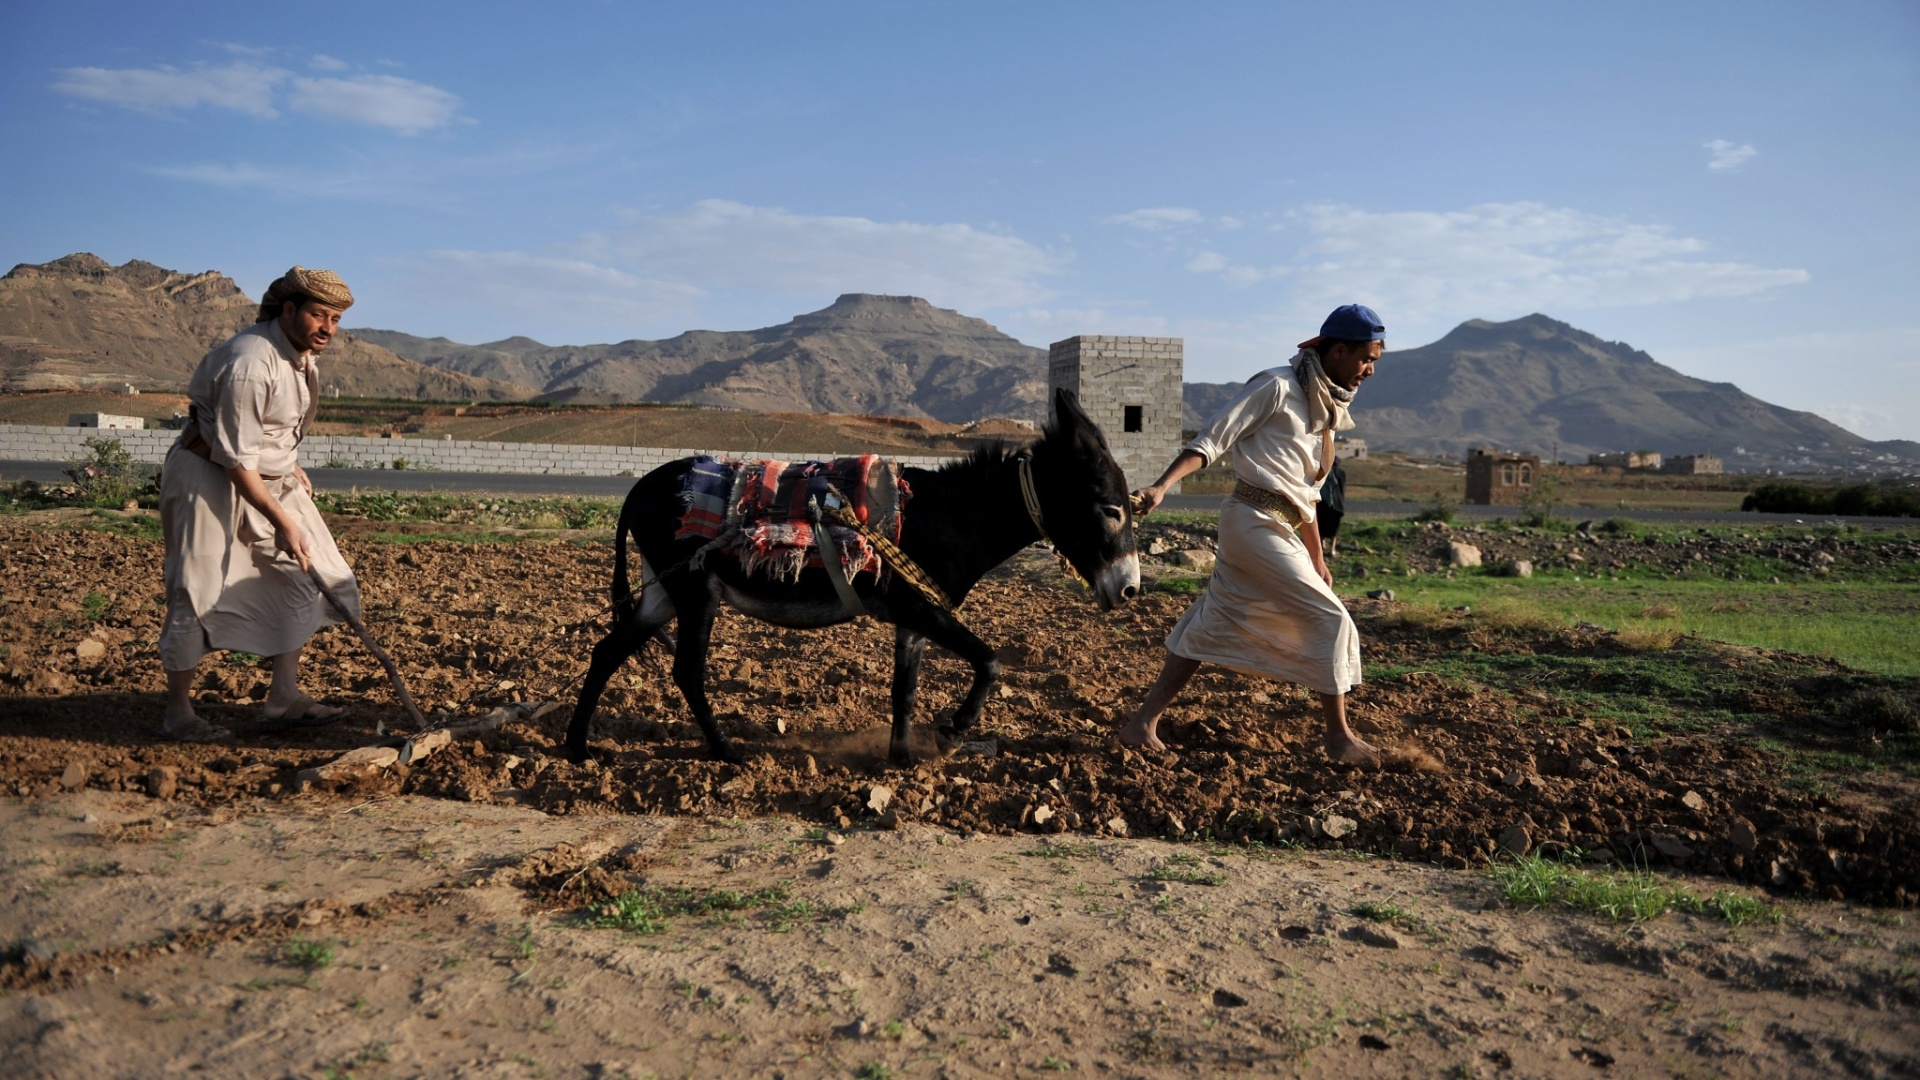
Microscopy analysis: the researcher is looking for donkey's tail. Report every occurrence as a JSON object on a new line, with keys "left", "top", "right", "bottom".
{"left": 610, "top": 510, "right": 638, "bottom": 622}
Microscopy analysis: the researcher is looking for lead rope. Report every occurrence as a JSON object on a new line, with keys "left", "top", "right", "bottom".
{"left": 816, "top": 485, "right": 954, "bottom": 612}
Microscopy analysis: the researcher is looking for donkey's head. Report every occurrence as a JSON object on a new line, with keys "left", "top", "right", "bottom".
{"left": 1028, "top": 388, "right": 1141, "bottom": 610}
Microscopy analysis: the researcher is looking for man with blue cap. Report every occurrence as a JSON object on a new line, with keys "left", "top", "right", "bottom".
{"left": 1119, "top": 304, "right": 1384, "bottom": 763}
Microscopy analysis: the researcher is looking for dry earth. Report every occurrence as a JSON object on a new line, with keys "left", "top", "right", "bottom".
{"left": 3, "top": 510, "right": 1919, "bottom": 1077}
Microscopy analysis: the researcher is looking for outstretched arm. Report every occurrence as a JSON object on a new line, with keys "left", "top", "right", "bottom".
{"left": 1132, "top": 450, "right": 1209, "bottom": 517}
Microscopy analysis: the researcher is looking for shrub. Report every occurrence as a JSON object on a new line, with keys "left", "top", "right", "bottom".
{"left": 1841, "top": 685, "right": 1918, "bottom": 735}
{"left": 1518, "top": 471, "right": 1564, "bottom": 527}
{"left": 1743, "top": 480, "right": 1920, "bottom": 518}
{"left": 64, "top": 436, "right": 146, "bottom": 506}
{"left": 1413, "top": 489, "right": 1458, "bottom": 524}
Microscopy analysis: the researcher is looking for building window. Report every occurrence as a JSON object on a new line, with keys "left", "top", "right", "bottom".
{"left": 1500, "top": 464, "right": 1515, "bottom": 486}
{"left": 1519, "top": 464, "right": 1533, "bottom": 485}
{"left": 1123, "top": 405, "right": 1143, "bottom": 433}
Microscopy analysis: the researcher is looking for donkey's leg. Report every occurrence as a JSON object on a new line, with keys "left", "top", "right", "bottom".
{"left": 566, "top": 562, "right": 675, "bottom": 763}
{"left": 566, "top": 618, "right": 651, "bottom": 763}
{"left": 888, "top": 628, "right": 929, "bottom": 767}
{"left": 670, "top": 591, "right": 741, "bottom": 764}
{"left": 907, "top": 612, "right": 1000, "bottom": 751}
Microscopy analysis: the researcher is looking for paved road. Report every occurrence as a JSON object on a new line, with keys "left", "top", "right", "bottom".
{"left": 4, "top": 459, "right": 1909, "bottom": 527}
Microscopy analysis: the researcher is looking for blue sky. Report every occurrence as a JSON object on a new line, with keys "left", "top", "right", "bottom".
{"left": 4, "top": 1, "right": 1916, "bottom": 440}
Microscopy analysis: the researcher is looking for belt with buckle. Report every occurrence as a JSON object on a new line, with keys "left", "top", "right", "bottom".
{"left": 1231, "top": 479, "right": 1307, "bottom": 530}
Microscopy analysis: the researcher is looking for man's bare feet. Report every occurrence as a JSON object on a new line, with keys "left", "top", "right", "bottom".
{"left": 1116, "top": 716, "right": 1167, "bottom": 752}
{"left": 263, "top": 691, "right": 347, "bottom": 722}
{"left": 1326, "top": 735, "right": 1381, "bottom": 765}
{"left": 162, "top": 706, "right": 231, "bottom": 742}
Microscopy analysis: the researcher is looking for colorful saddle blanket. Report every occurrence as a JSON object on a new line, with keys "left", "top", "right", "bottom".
{"left": 675, "top": 455, "right": 908, "bottom": 581}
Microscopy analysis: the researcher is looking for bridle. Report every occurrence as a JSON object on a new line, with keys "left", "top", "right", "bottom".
{"left": 1017, "top": 452, "right": 1048, "bottom": 541}
{"left": 1018, "top": 451, "right": 1092, "bottom": 586}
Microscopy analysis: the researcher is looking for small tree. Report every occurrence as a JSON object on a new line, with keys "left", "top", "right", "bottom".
{"left": 1518, "top": 469, "right": 1564, "bottom": 527}
{"left": 65, "top": 436, "right": 145, "bottom": 506}
{"left": 1413, "top": 488, "right": 1458, "bottom": 524}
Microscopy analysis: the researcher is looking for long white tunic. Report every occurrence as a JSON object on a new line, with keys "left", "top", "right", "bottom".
{"left": 158, "top": 320, "right": 360, "bottom": 670}
{"left": 1163, "top": 364, "right": 1361, "bottom": 695}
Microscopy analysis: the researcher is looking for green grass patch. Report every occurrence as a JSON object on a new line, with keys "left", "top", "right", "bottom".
{"left": 1147, "top": 852, "right": 1227, "bottom": 886}
{"left": 1363, "top": 575, "right": 1920, "bottom": 677}
{"left": 282, "top": 936, "right": 337, "bottom": 970}
{"left": 1491, "top": 853, "right": 1782, "bottom": 926}
{"left": 315, "top": 490, "right": 618, "bottom": 531}
{"left": 1347, "top": 899, "right": 1428, "bottom": 934}
{"left": 1147, "top": 575, "right": 1206, "bottom": 596}
{"left": 590, "top": 882, "right": 854, "bottom": 935}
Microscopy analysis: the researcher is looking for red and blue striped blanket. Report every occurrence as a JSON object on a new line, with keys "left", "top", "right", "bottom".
{"left": 674, "top": 455, "right": 908, "bottom": 581}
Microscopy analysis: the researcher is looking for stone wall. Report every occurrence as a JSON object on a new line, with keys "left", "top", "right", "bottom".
{"left": 1046, "top": 335, "right": 1184, "bottom": 489}
{"left": 0, "top": 423, "right": 959, "bottom": 477}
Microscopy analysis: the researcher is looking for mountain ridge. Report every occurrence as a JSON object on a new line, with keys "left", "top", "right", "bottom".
{"left": 0, "top": 255, "right": 527, "bottom": 402}
{"left": 353, "top": 292, "right": 1049, "bottom": 422}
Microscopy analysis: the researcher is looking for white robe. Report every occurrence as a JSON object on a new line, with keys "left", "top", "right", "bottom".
{"left": 158, "top": 321, "right": 359, "bottom": 670}
{"left": 1163, "top": 364, "right": 1362, "bottom": 695}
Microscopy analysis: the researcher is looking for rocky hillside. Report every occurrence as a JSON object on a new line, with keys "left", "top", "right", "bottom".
{"left": 1353, "top": 314, "right": 1865, "bottom": 460}
{"left": 356, "top": 293, "right": 1049, "bottom": 422}
{"left": 1182, "top": 316, "right": 1912, "bottom": 474}
{"left": 0, "top": 255, "right": 526, "bottom": 401}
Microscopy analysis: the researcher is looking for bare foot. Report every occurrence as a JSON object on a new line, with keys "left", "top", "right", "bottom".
{"left": 1326, "top": 736, "right": 1381, "bottom": 766}
{"left": 263, "top": 692, "right": 347, "bottom": 722}
{"left": 1116, "top": 717, "right": 1167, "bottom": 752}
{"left": 162, "top": 710, "right": 232, "bottom": 743}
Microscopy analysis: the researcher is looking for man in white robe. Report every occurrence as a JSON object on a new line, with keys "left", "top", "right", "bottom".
{"left": 1119, "top": 304, "right": 1385, "bottom": 763}
{"left": 158, "top": 266, "right": 362, "bottom": 740}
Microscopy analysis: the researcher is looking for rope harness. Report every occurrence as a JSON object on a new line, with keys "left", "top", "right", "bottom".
{"left": 813, "top": 485, "right": 954, "bottom": 612}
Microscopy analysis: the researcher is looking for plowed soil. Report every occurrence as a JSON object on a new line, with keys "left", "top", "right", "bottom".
{"left": 5, "top": 509, "right": 1920, "bottom": 1076}
{"left": 4, "top": 511, "right": 1914, "bottom": 906}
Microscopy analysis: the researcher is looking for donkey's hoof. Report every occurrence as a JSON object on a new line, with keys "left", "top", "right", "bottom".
{"left": 887, "top": 744, "right": 915, "bottom": 768}
{"left": 711, "top": 743, "right": 746, "bottom": 766}
{"left": 933, "top": 728, "right": 964, "bottom": 755}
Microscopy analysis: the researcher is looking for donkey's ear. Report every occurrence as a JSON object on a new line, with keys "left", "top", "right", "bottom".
{"left": 1050, "top": 387, "right": 1088, "bottom": 433}
{"left": 1048, "top": 386, "right": 1111, "bottom": 451}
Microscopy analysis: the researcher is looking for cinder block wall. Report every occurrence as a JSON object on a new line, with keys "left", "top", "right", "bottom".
{"left": 1046, "top": 335, "right": 1184, "bottom": 490}
{"left": 0, "top": 423, "right": 960, "bottom": 478}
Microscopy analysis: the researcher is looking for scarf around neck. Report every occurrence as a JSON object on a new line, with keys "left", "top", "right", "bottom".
{"left": 1291, "top": 347, "right": 1358, "bottom": 434}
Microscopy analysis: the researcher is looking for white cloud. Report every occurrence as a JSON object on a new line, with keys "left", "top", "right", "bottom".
{"left": 52, "top": 61, "right": 287, "bottom": 118}
{"left": 399, "top": 250, "right": 708, "bottom": 329}
{"left": 1105, "top": 207, "right": 1203, "bottom": 231}
{"left": 288, "top": 75, "right": 462, "bottom": 134}
{"left": 1284, "top": 201, "right": 1809, "bottom": 327}
{"left": 51, "top": 56, "right": 462, "bottom": 134}
{"left": 1704, "top": 139, "right": 1758, "bottom": 171}
{"left": 1186, "top": 249, "right": 1282, "bottom": 287}
{"left": 141, "top": 160, "right": 410, "bottom": 201}
{"left": 601, "top": 199, "right": 1065, "bottom": 311}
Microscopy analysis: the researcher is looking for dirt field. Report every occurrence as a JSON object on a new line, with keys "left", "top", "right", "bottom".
{"left": 3, "top": 510, "right": 1918, "bottom": 1076}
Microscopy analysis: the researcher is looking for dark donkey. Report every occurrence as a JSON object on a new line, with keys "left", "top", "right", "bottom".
{"left": 565, "top": 389, "right": 1140, "bottom": 766}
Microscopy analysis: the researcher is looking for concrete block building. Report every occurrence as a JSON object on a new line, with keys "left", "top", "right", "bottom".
{"left": 1464, "top": 447, "right": 1540, "bottom": 505}
{"left": 1047, "top": 335, "right": 1184, "bottom": 489}
{"left": 1662, "top": 454, "right": 1723, "bottom": 476}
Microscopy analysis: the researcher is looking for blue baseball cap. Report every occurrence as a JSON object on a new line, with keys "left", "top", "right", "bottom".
{"left": 1298, "top": 303, "right": 1386, "bottom": 349}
